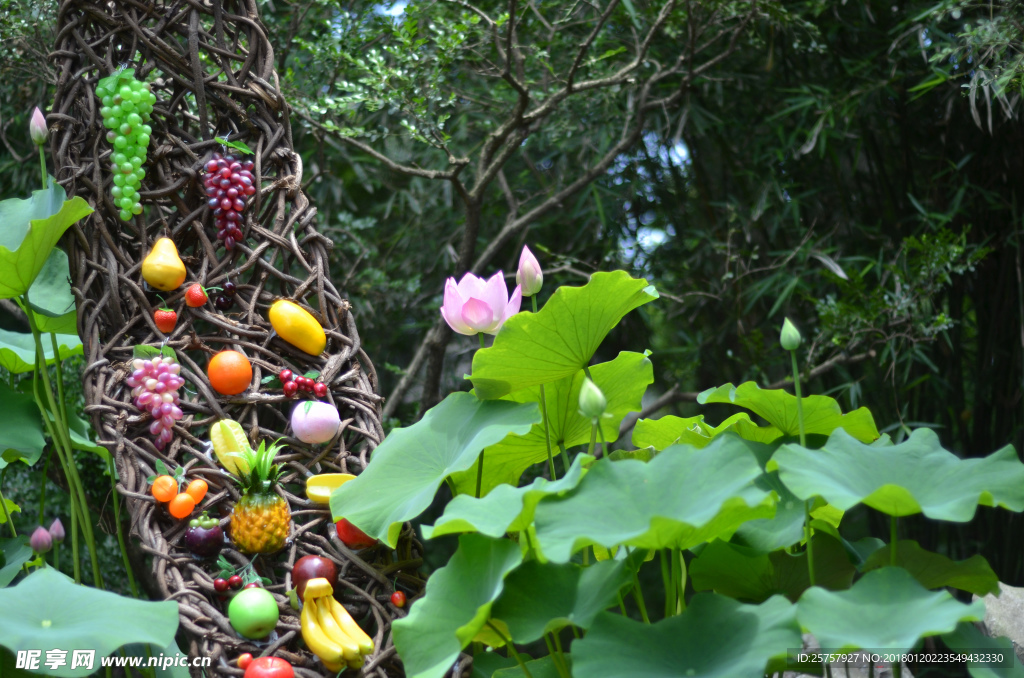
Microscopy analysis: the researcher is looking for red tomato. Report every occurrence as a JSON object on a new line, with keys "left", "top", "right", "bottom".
{"left": 243, "top": 656, "right": 294, "bottom": 678}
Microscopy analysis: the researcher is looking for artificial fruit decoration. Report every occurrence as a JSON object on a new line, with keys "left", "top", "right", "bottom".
{"left": 229, "top": 439, "right": 292, "bottom": 554}
{"left": 228, "top": 586, "right": 280, "bottom": 639}
{"left": 299, "top": 577, "right": 374, "bottom": 671}
{"left": 290, "top": 401, "right": 341, "bottom": 444}
{"left": 142, "top": 237, "right": 187, "bottom": 291}
{"left": 291, "top": 555, "right": 338, "bottom": 602}
{"left": 185, "top": 283, "right": 209, "bottom": 307}
{"left": 268, "top": 299, "right": 327, "bottom": 356}
{"left": 390, "top": 591, "right": 406, "bottom": 608}
{"left": 153, "top": 307, "right": 177, "bottom": 333}
{"left": 305, "top": 473, "right": 355, "bottom": 505}
{"left": 335, "top": 518, "right": 376, "bottom": 549}
{"left": 185, "top": 511, "right": 224, "bottom": 558}
{"left": 243, "top": 657, "right": 294, "bottom": 678}
{"left": 207, "top": 350, "right": 252, "bottom": 395}
{"left": 209, "top": 419, "right": 252, "bottom": 475}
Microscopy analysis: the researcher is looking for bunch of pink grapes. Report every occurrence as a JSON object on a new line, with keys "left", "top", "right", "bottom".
{"left": 127, "top": 356, "right": 185, "bottom": 449}
{"left": 202, "top": 152, "right": 256, "bottom": 250}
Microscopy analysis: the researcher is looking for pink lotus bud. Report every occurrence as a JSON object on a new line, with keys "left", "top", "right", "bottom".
{"left": 516, "top": 246, "right": 543, "bottom": 297}
{"left": 440, "top": 271, "right": 522, "bottom": 336}
{"left": 48, "top": 518, "right": 65, "bottom": 544}
{"left": 30, "top": 107, "right": 48, "bottom": 146}
{"left": 30, "top": 526, "right": 52, "bottom": 553}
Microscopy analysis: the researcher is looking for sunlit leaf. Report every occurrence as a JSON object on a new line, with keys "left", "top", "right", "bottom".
{"left": 470, "top": 271, "right": 657, "bottom": 399}
{"left": 773, "top": 428, "right": 1024, "bottom": 520}
{"left": 697, "top": 382, "right": 879, "bottom": 443}
{"left": 796, "top": 567, "right": 985, "bottom": 651}
{"left": 573, "top": 594, "right": 801, "bottom": 677}
{"left": 392, "top": 534, "right": 522, "bottom": 678}
{"left": 0, "top": 181, "right": 92, "bottom": 300}
{"left": 330, "top": 392, "right": 539, "bottom": 547}
{"left": 532, "top": 434, "right": 774, "bottom": 562}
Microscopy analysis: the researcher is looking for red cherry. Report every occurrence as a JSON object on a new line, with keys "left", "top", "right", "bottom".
{"left": 279, "top": 369, "right": 293, "bottom": 383}
{"left": 243, "top": 582, "right": 260, "bottom": 589}
{"left": 236, "top": 653, "right": 253, "bottom": 669}
{"left": 313, "top": 382, "right": 328, "bottom": 398}
{"left": 228, "top": 574, "right": 243, "bottom": 590}
{"left": 214, "top": 577, "right": 229, "bottom": 592}
{"left": 283, "top": 381, "right": 298, "bottom": 397}
{"left": 391, "top": 590, "right": 407, "bottom": 608}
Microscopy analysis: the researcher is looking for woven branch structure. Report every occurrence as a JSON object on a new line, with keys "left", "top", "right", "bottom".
{"left": 48, "top": 1, "right": 419, "bottom": 675}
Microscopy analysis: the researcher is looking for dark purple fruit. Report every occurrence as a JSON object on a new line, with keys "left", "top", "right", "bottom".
{"left": 223, "top": 281, "right": 236, "bottom": 296}
{"left": 185, "top": 512, "right": 224, "bottom": 558}
{"left": 215, "top": 295, "right": 233, "bottom": 310}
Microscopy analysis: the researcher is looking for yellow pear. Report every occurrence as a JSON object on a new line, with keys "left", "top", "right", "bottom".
{"left": 141, "top": 237, "right": 186, "bottom": 291}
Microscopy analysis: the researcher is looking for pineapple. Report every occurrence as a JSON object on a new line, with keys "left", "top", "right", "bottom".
{"left": 229, "top": 439, "right": 292, "bottom": 554}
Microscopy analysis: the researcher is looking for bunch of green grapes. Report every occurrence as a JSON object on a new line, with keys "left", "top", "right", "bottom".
{"left": 95, "top": 68, "right": 157, "bottom": 221}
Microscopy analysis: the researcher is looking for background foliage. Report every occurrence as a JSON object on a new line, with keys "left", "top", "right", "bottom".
{"left": 1, "top": 0, "right": 1023, "bottom": 612}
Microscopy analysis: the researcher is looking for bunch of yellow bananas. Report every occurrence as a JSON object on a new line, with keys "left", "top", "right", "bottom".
{"left": 300, "top": 577, "right": 374, "bottom": 673}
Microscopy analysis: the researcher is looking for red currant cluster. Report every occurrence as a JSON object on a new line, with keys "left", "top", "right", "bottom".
{"left": 202, "top": 153, "right": 256, "bottom": 250}
{"left": 213, "top": 574, "right": 260, "bottom": 592}
{"left": 280, "top": 369, "right": 328, "bottom": 398}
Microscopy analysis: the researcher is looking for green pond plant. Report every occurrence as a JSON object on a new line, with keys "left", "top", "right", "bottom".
{"left": 331, "top": 247, "right": 1024, "bottom": 678}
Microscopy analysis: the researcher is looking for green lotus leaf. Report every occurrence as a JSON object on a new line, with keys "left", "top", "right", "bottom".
{"left": 773, "top": 428, "right": 1024, "bottom": 520}
{"left": 689, "top": 534, "right": 855, "bottom": 603}
{"left": 942, "top": 621, "right": 1024, "bottom": 677}
{"left": 697, "top": 381, "right": 879, "bottom": 443}
{"left": 470, "top": 271, "right": 657, "bottom": 399}
{"left": 533, "top": 434, "right": 774, "bottom": 562}
{"left": 490, "top": 559, "right": 631, "bottom": 642}
{"left": 423, "top": 454, "right": 589, "bottom": 540}
{"left": 572, "top": 594, "right": 801, "bottom": 677}
{"left": 392, "top": 534, "right": 522, "bottom": 678}
{"left": 632, "top": 412, "right": 780, "bottom": 449}
{"left": 0, "top": 381, "right": 45, "bottom": 469}
{"left": 796, "top": 567, "right": 985, "bottom": 651}
{"left": 470, "top": 653, "right": 517, "bottom": 678}
{"left": 861, "top": 541, "right": 999, "bottom": 596}
{"left": 0, "top": 329, "right": 82, "bottom": 374}
{"left": 0, "top": 537, "right": 32, "bottom": 587}
{"left": 0, "top": 181, "right": 93, "bottom": 300}
{"left": 731, "top": 470, "right": 806, "bottom": 551}
{"left": 26, "top": 249, "right": 77, "bottom": 334}
{"left": 0, "top": 566, "right": 178, "bottom": 677}
{"left": 452, "top": 351, "right": 652, "bottom": 495}
{"left": 493, "top": 656, "right": 568, "bottom": 678}
{"left": 330, "top": 392, "right": 539, "bottom": 546}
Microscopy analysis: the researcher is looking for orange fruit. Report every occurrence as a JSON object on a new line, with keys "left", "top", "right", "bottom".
{"left": 151, "top": 475, "right": 178, "bottom": 502}
{"left": 168, "top": 492, "right": 196, "bottom": 519}
{"left": 185, "top": 478, "right": 208, "bottom": 504}
{"left": 208, "top": 350, "right": 252, "bottom": 395}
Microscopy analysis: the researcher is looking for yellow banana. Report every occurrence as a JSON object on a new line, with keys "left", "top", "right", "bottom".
{"left": 327, "top": 596, "right": 375, "bottom": 655}
{"left": 301, "top": 597, "right": 345, "bottom": 665}
{"left": 322, "top": 659, "right": 345, "bottom": 674}
{"left": 314, "top": 594, "right": 361, "bottom": 661}
{"left": 347, "top": 654, "right": 365, "bottom": 670}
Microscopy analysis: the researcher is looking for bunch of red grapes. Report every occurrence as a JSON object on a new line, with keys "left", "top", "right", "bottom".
{"left": 127, "top": 356, "right": 185, "bottom": 450}
{"left": 202, "top": 152, "right": 256, "bottom": 250}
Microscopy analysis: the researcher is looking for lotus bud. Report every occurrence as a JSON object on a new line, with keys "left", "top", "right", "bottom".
{"left": 780, "top": 317, "right": 802, "bottom": 351}
{"left": 30, "top": 526, "right": 52, "bottom": 553}
{"left": 48, "top": 518, "right": 65, "bottom": 544}
{"left": 578, "top": 378, "right": 607, "bottom": 420}
{"left": 516, "top": 246, "right": 543, "bottom": 297}
{"left": 29, "top": 107, "right": 48, "bottom": 146}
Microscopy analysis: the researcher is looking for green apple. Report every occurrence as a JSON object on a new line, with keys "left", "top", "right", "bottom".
{"left": 228, "top": 587, "right": 279, "bottom": 639}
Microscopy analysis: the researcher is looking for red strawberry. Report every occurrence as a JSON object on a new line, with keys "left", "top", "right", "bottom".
{"left": 154, "top": 308, "right": 177, "bottom": 333}
{"left": 185, "top": 284, "right": 208, "bottom": 308}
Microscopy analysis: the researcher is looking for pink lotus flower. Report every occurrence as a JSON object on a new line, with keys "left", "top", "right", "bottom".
{"left": 440, "top": 271, "right": 522, "bottom": 336}
{"left": 49, "top": 518, "right": 65, "bottom": 544}
{"left": 29, "top": 107, "right": 47, "bottom": 146}
{"left": 30, "top": 526, "right": 52, "bottom": 553}
{"left": 516, "top": 246, "right": 543, "bottom": 297}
